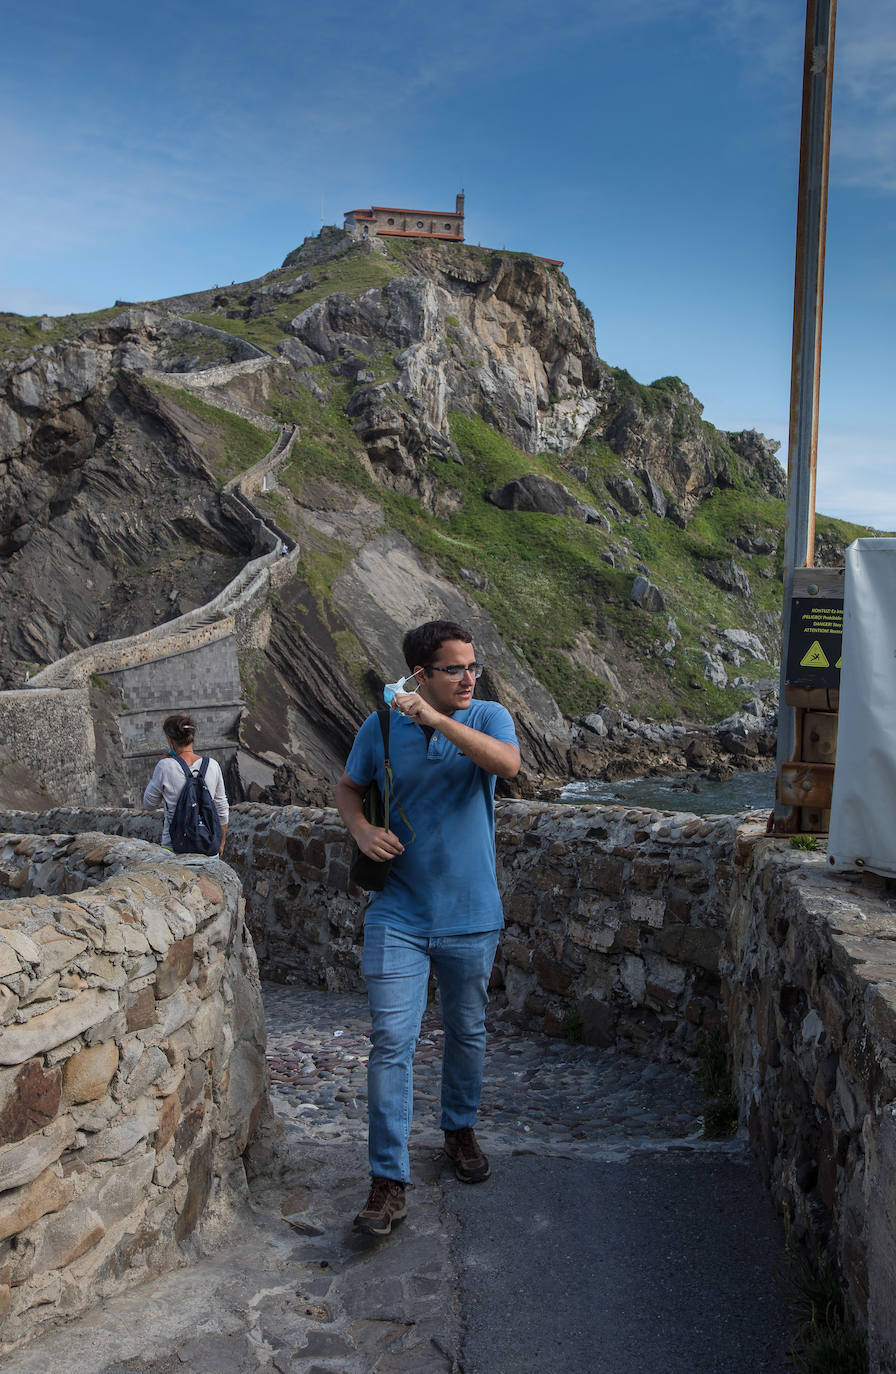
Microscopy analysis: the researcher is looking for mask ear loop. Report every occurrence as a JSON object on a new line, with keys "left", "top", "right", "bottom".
{"left": 384, "top": 673, "right": 421, "bottom": 705}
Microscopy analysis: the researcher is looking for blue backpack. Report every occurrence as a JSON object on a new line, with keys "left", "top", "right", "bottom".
{"left": 169, "top": 756, "right": 222, "bottom": 856}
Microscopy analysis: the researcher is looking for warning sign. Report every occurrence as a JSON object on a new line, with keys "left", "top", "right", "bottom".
{"left": 786, "top": 598, "right": 843, "bottom": 688}
{"left": 800, "top": 641, "right": 829, "bottom": 669}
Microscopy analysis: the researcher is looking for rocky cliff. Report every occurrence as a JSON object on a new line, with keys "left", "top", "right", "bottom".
{"left": 0, "top": 228, "right": 862, "bottom": 802}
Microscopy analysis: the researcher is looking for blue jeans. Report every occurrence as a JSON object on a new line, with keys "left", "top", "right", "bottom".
{"left": 361, "top": 924, "right": 500, "bottom": 1183}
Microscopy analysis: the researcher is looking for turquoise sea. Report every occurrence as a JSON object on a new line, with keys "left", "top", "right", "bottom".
{"left": 558, "top": 769, "right": 776, "bottom": 817}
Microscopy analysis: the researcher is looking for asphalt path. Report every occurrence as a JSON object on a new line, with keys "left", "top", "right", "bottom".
{"left": 446, "top": 1151, "right": 793, "bottom": 1374}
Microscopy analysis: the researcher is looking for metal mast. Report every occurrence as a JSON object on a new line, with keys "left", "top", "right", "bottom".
{"left": 773, "top": 0, "right": 838, "bottom": 826}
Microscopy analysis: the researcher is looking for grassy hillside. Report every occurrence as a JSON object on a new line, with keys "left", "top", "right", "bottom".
{"left": 3, "top": 228, "right": 880, "bottom": 731}
{"left": 251, "top": 375, "right": 786, "bottom": 722}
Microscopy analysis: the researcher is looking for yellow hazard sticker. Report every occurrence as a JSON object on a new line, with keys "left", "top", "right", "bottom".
{"left": 800, "top": 641, "right": 830, "bottom": 668}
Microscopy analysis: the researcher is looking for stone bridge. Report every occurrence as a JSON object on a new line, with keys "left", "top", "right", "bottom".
{"left": 1, "top": 800, "right": 895, "bottom": 1366}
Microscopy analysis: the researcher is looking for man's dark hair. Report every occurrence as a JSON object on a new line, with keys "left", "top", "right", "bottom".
{"left": 403, "top": 620, "right": 472, "bottom": 671}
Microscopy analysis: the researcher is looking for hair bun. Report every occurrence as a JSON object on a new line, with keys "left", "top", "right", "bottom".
{"left": 163, "top": 712, "right": 196, "bottom": 747}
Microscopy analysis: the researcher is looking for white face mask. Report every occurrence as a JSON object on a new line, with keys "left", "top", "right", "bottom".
{"left": 383, "top": 674, "right": 420, "bottom": 705}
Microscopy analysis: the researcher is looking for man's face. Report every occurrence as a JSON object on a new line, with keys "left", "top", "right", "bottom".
{"left": 415, "top": 639, "right": 478, "bottom": 716}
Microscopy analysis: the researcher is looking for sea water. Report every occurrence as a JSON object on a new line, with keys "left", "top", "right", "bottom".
{"left": 559, "top": 769, "right": 776, "bottom": 817}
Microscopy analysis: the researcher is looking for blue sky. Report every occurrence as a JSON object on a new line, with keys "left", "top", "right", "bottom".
{"left": 2, "top": 0, "right": 893, "bottom": 529}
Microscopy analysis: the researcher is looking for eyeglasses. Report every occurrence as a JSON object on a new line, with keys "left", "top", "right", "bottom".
{"left": 426, "top": 662, "right": 485, "bottom": 681}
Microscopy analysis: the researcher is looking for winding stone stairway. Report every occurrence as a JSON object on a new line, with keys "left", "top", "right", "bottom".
{"left": 11, "top": 367, "right": 303, "bottom": 804}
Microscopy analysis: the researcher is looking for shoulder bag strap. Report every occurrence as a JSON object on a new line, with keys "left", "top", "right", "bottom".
{"left": 376, "top": 710, "right": 391, "bottom": 831}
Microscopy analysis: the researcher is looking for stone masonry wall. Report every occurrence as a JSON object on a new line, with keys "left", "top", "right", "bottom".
{"left": 0, "top": 832, "right": 270, "bottom": 1353}
{"left": 105, "top": 636, "right": 244, "bottom": 805}
{"left": 725, "top": 842, "right": 896, "bottom": 1370}
{"left": 0, "top": 691, "right": 96, "bottom": 807}
{"left": 0, "top": 802, "right": 761, "bottom": 1055}
{"left": 492, "top": 801, "right": 756, "bottom": 1051}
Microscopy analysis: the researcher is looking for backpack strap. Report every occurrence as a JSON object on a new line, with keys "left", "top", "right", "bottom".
{"left": 165, "top": 754, "right": 195, "bottom": 832}
{"left": 198, "top": 757, "right": 210, "bottom": 781}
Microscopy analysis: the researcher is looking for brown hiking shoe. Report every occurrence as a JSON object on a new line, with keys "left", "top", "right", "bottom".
{"left": 444, "top": 1127, "right": 490, "bottom": 1183}
{"left": 353, "top": 1177, "right": 407, "bottom": 1236}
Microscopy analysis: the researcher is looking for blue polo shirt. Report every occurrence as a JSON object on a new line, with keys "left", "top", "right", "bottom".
{"left": 344, "top": 698, "right": 518, "bottom": 936}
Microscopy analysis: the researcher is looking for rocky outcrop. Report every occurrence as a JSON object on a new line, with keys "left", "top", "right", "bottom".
{"left": 286, "top": 247, "right": 607, "bottom": 459}
{"left": 0, "top": 341, "right": 258, "bottom": 686}
{"left": 591, "top": 377, "right": 780, "bottom": 517}
{"left": 726, "top": 429, "right": 786, "bottom": 499}
{"left": 344, "top": 381, "right": 460, "bottom": 509}
{"left": 563, "top": 698, "right": 777, "bottom": 785}
{"left": 630, "top": 576, "right": 665, "bottom": 613}
{"left": 703, "top": 558, "right": 752, "bottom": 599}
{"left": 487, "top": 474, "right": 606, "bottom": 525}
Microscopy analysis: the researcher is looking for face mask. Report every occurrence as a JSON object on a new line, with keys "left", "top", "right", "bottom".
{"left": 383, "top": 674, "right": 419, "bottom": 705}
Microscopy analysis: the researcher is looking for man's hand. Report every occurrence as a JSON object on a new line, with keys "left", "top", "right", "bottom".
{"left": 392, "top": 689, "right": 439, "bottom": 728}
{"left": 354, "top": 819, "right": 405, "bottom": 861}
{"left": 335, "top": 773, "right": 405, "bottom": 857}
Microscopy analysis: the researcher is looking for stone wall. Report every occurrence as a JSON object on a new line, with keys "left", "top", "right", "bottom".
{"left": 224, "top": 800, "right": 762, "bottom": 1059}
{"left": 0, "top": 832, "right": 269, "bottom": 1352}
{"left": 0, "top": 691, "right": 96, "bottom": 807}
{"left": 725, "top": 841, "right": 896, "bottom": 1371}
{"left": 104, "top": 637, "right": 244, "bottom": 805}
{"left": 0, "top": 802, "right": 759, "bottom": 1054}
{"left": 493, "top": 801, "right": 752, "bottom": 1050}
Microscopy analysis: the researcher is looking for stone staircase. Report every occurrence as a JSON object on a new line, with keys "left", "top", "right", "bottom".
{"left": 9, "top": 388, "right": 302, "bottom": 805}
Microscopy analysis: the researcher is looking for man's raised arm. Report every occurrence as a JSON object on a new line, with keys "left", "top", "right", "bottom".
{"left": 390, "top": 693, "right": 520, "bottom": 779}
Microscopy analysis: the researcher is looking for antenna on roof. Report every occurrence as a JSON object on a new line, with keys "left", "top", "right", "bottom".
{"left": 320, "top": 195, "right": 324, "bottom": 228}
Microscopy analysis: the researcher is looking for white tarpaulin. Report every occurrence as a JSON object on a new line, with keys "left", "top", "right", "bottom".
{"left": 828, "top": 538, "right": 896, "bottom": 876}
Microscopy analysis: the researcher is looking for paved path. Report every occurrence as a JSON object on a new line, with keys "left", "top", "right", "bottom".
{"left": 263, "top": 983, "right": 709, "bottom": 1159}
{"left": 1, "top": 985, "right": 793, "bottom": 1373}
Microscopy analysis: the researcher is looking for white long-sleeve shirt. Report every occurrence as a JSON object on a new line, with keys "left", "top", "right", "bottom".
{"left": 142, "top": 756, "right": 229, "bottom": 848}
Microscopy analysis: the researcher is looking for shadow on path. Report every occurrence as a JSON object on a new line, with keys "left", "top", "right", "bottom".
{"left": 446, "top": 1153, "right": 792, "bottom": 1374}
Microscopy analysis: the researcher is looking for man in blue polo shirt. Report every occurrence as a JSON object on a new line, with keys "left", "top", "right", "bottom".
{"left": 335, "top": 620, "right": 520, "bottom": 1237}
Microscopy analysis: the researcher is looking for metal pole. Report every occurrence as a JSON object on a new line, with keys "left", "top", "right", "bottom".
{"left": 773, "top": 0, "right": 837, "bottom": 826}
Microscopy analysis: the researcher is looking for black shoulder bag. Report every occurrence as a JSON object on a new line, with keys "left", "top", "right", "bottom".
{"left": 349, "top": 710, "right": 394, "bottom": 892}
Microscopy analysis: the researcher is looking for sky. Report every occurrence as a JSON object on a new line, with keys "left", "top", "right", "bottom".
{"left": 1, "top": 0, "right": 893, "bottom": 529}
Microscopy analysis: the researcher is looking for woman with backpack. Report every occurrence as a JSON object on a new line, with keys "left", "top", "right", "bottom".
{"left": 143, "top": 713, "right": 229, "bottom": 856}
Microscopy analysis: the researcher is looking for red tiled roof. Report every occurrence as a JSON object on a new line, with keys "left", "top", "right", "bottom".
{"left": 369, "top": 205, "right": 463, "bottom": 218}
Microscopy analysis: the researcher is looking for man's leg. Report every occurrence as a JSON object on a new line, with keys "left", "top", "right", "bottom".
{"left": 430, "top": 930, "right": 499, "bottom": 1181}
{"left": 361, "top": 923, "right": 430, "bottom": 1186}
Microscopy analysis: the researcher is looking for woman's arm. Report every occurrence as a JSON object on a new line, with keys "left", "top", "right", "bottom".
{"left": 208, "top": 762, "right": 230, "bottom": 856}
{"left": 143, "top": 761, "right": 165, "bottom": 810}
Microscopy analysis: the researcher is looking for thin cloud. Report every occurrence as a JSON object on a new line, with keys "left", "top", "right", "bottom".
{"left": 816, "top": 424, "right": 896, "bottom": 530}
{"left": 831, "top": 3, "right": 896, "bottom": 193}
